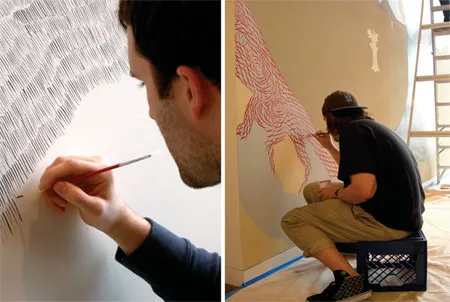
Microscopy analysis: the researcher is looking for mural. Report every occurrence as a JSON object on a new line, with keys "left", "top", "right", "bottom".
{"left": 232, "top": 0, "right": 425, "bottom": 247}
{"left": 235, "top": 0, "right": 338, "bottom": 195}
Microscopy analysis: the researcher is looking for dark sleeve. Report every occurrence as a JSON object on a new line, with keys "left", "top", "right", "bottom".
{"left": 115, "top": 218, "right": 221, "bottom": 301}
{"left": 339, "top": 124, "right": 377, "bottom": 178}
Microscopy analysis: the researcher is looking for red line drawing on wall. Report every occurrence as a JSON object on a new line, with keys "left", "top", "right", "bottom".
{"left": 235, "top": 0, "right": 338, "bottom": 193}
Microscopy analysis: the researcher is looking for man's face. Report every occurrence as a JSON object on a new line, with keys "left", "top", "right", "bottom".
{"left": 323, "top": 115, "right": 340, "bottom": 142}
{"left": 127, "top": 28, "right": 221, "bottom": 188}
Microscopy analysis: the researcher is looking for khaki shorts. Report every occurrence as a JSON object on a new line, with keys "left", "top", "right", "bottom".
{"left": 281, "top": 181, "right": 411, "bottom": 257}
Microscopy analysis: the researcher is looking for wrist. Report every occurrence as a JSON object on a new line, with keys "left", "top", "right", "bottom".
{"left": 108, "top": 207, "right": 151, "bottom": 256}
{"left": 333, "top": 188, "right": 341, "bottom": 199}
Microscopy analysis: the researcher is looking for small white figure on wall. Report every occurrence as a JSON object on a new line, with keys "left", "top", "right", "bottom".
{"left": 368, "top": 29, "right": 380, "bottom": 72}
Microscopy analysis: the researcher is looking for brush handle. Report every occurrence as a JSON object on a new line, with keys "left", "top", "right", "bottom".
{"left": 308, "top": 132, "right": 329, "bottom": 137}
{"left": 15, "top": 153, "right": 158, "bottom": 199}
{"left": 68, "top": 154, "right": 154, "bottom": 183}
{"left": 316, "top": 133, "right": 330, "bottom": 137}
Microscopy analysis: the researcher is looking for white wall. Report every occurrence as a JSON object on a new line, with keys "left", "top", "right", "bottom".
{"left": 0, "top": 78, "right": 221, "bottom": 301}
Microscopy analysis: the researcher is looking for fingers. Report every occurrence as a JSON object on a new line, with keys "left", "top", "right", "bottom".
{"left": 318, "top": 189, "right": 324, "bottom": 198}
{"left": 52, "top": 155, "right": 104, "bottom": 165}
{"left": 41, "top": 180, "right": 104, "bottom": 216}
{"left": 41, "top": 155, "right": 105, "bottom": 185}
{"left": 41, "top": 189, "right": 68, "bottom": 214}
{"left": 45, "top": 156, "right": 102, "bottom": 174}
{"left": 50, "top": 192, "right": 68, "bottom": 208}
{"left": 53, "top": 181, "right": 103, "bottom": 215}
{"left": 42, "top": 192, "right": 66, "bottom": 214}
{"left": 44, "top": 198, "right": 65, "bottom": 214}
{"left": 312, "top": 134, "right": 325, "bottom": 143}
{"left": 311, "top": 130, "right": 327, "bottom": 139}
{"left": 39, "top": 157, "right": 105, "bottom": 191}
{"left": 318, "top": 189, "right": 326, "bottom": 201}
{"left": 315, "top": 130, "right": 329, "bottom": 137}
{"left": 67, "top": 155, "right": 105, "bottom": 163}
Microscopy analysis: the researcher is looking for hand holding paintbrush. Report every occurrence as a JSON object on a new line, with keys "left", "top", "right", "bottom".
{"left": 16, "top": 153, "right": 158, "bottom": 199}
{"left": 30, "top": 153, "right": 157, "bottom": 254}
{"left": 311, "top": 130, "right": 334, "bottom": 149}
{"left": 314, "top": 131, "right": 330, "bottom": 137}
{"left": 17, "top": 153, "right": 158, "bottom": 227}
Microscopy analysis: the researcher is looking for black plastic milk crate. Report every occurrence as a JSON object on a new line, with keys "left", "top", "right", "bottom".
{"left": 356, "top": 230, "right": 427, "bottom": 292}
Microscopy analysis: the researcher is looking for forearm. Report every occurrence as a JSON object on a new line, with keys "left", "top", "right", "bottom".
{"left": 108, "top": 207, "right": 151, "bottom": 255}
{"left": 337, "top": 184, "right": 369, "bottom": 205}
{"left": 327, "top": 145, "right": 340, "bottom": 164}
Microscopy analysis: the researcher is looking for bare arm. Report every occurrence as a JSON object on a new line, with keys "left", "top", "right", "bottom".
{"left": 327, "top": 145, "right": 340, "bottom": 164}
{"left": 337, "top": 173, "right": 377, "bottom": 204}
{"left": 312, "top": 130, "right": 340, "bottom": 164}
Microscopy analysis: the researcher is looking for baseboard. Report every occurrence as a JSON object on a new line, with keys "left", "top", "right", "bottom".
{"left": 225, "top": 266, "right": 245, "bottom": 287}
{"left": 225, "top": 247, "right": 302, "bottom": 287}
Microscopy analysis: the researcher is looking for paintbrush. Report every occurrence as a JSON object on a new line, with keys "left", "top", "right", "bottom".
{"left": 15, "top": 152, "right": 160, "bottom": 199}
{"left": 308, "top": 132, "right": 330, "bottom": 137}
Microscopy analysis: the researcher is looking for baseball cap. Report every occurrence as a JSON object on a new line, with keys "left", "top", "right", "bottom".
{"left": 322, "top": 90, "right": 368, "bottom": 115}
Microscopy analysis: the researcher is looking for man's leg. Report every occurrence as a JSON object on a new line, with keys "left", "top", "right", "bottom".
{"left": 313, "top": 247, "right": 358, "bottom": 276}
{"left": 281, "top": 199, "right": 409, "bottom": 275}
{"left": 281, "top": 199, "right": 410, "bottom": 301}
{"left": 440, "top": 0, "right": 449, "bottom": 22}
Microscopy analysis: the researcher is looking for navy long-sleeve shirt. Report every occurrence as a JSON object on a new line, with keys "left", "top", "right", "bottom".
{"left": 115, "top": 218, "right": 221, "bottom": 301}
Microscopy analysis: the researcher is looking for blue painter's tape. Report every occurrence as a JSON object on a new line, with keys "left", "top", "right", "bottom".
{"left": 423, "top": 180, "right": 437, "bottom": 188}
{"left": 225, "top": 255, "right": 304, "bottom": 300}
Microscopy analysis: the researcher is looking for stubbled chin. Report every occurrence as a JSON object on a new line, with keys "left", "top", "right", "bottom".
{"left": 178, "top": 163, "right": 220, "bottom": 189}
{"left": 171, "top": 156, "right": 198, "bottom": 188}
{"left": 179, "top": 169, "right": 204, "bottom": 189}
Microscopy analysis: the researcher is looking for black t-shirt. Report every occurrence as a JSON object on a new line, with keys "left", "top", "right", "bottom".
{"left": 116, "top": 218, "right": 221, "bottom": 301}
{"left": 338, "top": 119, "right": 425, "bottom": 232}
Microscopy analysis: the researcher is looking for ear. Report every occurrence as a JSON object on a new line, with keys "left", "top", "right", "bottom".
{"left": 176, "top": 66, "right": 207, "bottom": 119}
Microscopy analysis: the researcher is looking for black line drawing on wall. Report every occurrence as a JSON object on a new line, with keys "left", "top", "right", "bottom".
{"left": 0, "top": 0, "right": 128, "bottom": 240}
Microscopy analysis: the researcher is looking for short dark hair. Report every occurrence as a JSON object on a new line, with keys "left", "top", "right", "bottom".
{"left": 118, "top": 0, "right": 221, "bottom": 98}
{"left": 325, "top": 108, "right": 374, "bottom": 136}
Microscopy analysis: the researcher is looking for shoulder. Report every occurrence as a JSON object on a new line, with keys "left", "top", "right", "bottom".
{"left": 341, "top": 120, "right": 376, "bottom": 139}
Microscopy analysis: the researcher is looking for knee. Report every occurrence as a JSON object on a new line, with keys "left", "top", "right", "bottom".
{"left": 280, "top": 210, "right": 293, "bottom": 231}
{"left": 281, "top": 208, "right": 305, "bottom": 231}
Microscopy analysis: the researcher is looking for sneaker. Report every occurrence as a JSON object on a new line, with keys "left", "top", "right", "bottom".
{"left": 306, "top": 270, "right": 372, "bottom": 302}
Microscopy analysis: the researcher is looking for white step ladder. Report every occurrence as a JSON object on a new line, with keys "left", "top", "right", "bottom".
{"left": 407, "top": 0, "right": 450, "bottom": 184}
